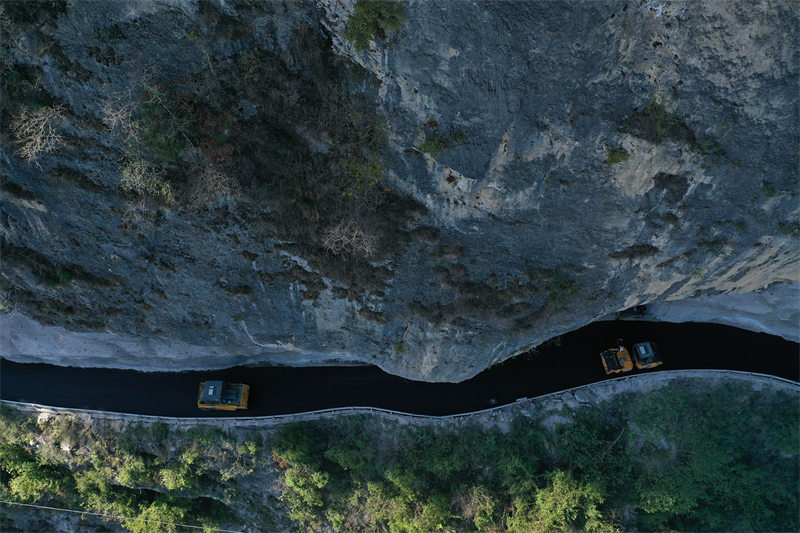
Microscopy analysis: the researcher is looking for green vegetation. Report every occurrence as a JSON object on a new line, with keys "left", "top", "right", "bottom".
{"left": 626, "top": 382, "right": 798, "bottom": 531}
{"left": 506, "top": 470, "right": 613, "bottom": 533}
{"left": 452, "top": 129, "right": 468, "bottom": 144}
{"left": 694, "top": 131, "right": 724, "bottom": 157}
{"left": 225, "top": 43, "right": 420, "bottom": 265}
{"left": 137, "top": 86, "right": 237, "bottom": 167}
{"left": 778, "top": 221, "right": 800, "bottom": 237}
{"left": 419, "top": 132, "right": 449, "bottom": 157}
{"left": 340, "top": 153, "right": 387, "bottom": 202}
{"left": 3, "top": 68, "right": 20, "bottom": 86}
{"left": 634, "top": 100, "right": 695, "bottom": 144}
{"left": 392, "top": 340, "right": 409, "bottom": 355}
{"left": 54, "top": 267, "right": 73, "bottom": 285}
{"left": 661, "top": 212, "right": 679, "bottom": 226}
{"left": 605, "top": 145, "right": 629, "bottom": 164}
{"left": 0, "top": 243, "right": 89, "bottom": 288}
{"left": 267, "top": 381, "right": 798, "bottom": 532}
{"left": 3, "top": 380, "right": 796, "bottom": 532}
{"left": 238, "top": 49, "right": 261, "bottom": 82}
{"left": 110, "top": 82, "right": 241, "bottom": 206}
{"left": 31, "top": 265, "right": 76, "bottom": 286}
{"left": 698, "top": 237, "right": 728, "bottom": 256}
{"left": 0, "top": 407, "right": 253, "bottom": 532}
{"left": 119, "top": 158, "right": 175, "bottom": 204}
{"left": 641, "top": 101, "right": 679, "bottom": 138}
{"left": 342, "top": 1, "right": 406, "bottom": 51}
{"left": 625, "top": 100, "right": 725, "bottom": 160}
{"left": 761, "top": 182, "right": 778, "bottom": 197}
{"left": 543, "top": 269, "right": 577, "bottom": 308}
{"left": 418, "top": 119, "right": 468, "bottom": 158}
{"left": 138, "top": 88, "right": 189, "bottom": 164}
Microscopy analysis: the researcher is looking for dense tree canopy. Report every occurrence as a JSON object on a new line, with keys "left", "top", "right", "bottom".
{"left": 1, "top": 380, "right": 797, "bottom": 532}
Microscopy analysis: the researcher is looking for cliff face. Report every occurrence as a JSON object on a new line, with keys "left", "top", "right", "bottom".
{"left": 1, "top": 0, "right": 797, "bottom": 381}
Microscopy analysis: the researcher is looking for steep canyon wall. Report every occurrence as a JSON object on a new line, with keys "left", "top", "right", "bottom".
{"left": 0, "top": 0, "right": 797, "bottom": 380}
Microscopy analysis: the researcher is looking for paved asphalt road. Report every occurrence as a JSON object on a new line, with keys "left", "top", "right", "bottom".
{"left": 1, "top": 321, "right": 797, "bottom": 417}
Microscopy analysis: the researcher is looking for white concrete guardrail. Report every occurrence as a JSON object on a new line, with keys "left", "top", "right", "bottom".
{"left": 1, "top": 370, "right": 797, "bottom": 427}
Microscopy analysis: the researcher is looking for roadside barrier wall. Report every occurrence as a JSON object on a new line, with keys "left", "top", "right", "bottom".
{"left": 1, "top": 369, "right": 797, "bottom": 428}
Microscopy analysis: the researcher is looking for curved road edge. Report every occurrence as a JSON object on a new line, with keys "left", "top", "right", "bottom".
{"left": 3, "top": 369, "right": 797, "bottom": 427}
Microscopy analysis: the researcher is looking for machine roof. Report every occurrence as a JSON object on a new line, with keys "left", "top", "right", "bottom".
{"left": 200, "top": 380, "right": 224, "bottom": 403}
{"left": 601, "top": 349, "right": 621, "bottom": 370}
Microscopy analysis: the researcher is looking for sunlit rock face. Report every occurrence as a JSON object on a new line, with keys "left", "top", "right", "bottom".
{"left": 1, "top": 0, "right": 797, "bottom": 381}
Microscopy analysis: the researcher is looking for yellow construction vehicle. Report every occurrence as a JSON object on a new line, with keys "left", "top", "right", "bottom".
{"left": 197, "top": 381, "right": 250, "bottom": 410}
{"left": 631, "top": 342, "right": 663, "bottom": 369}
{"left": 600, "top": 345, "right": 633, "bottom": 374}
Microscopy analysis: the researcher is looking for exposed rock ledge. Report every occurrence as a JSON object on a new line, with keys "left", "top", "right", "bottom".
{"left": 647, "top": 281, "right": 800, "bottom": 342}
{"left": 1, "top": 282, "right": 796, "bottom": 374}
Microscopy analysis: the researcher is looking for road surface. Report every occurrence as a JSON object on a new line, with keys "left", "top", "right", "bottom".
{"left": 1, "top": 321, "right": 797, "bottom": 417}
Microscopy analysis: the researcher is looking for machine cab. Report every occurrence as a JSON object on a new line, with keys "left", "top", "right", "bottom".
{"left": 631, "top": 342, "right": 663, "bottom": 369}
{"left": 600, "top": 346, "right": 634, "bottom": 374}
{"left": 197, "top": 380, "right": 250, "bottom": 410}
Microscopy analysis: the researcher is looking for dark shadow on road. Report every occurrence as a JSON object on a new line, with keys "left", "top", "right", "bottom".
{"left": 1, "top": 321, "right": 797, "bottom": 417}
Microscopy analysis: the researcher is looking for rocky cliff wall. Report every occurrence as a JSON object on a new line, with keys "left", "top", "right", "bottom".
{"left": 0, "top": 0, "right": 797, "bottom": 381}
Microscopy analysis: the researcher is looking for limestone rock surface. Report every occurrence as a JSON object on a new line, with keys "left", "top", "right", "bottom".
{"left": 1, "top": 0, "right": 797, "bottom": 381}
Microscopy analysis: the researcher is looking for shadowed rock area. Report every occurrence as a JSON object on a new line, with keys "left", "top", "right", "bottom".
{"left": 0, "top": 0, "right": 797, "bottom": 381}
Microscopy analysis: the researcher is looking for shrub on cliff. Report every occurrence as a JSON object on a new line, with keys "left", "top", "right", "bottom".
{"left": 10, "top": 104, "right": 65, "bottom": 166}
{"left": 322, "top": 219, "right": 378, "bottom": 257}
{"left": 119, "top": 156, "right": 175, "bottom": 204}
{"left": 186, "top": 166, "right": 239, "bottom": 208}
{"left": 605, "top": 145, "right": 628, "bottom": 164}
{"left": 343, "top": 0, "right": 406, "bottom": 51}
{"left": 420, "top": 132, "right": 449, "bottom": 157}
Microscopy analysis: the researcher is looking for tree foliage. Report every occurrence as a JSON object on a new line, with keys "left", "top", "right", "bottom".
{"left": 343, "top": 1, "right": 406, "bottom": 51}
{"left": 268, "top": 382, "right": 798, "bottom": 532}
{"left": 0, "top": 412, "right": 238, "bottom": 532}
{"left": 0, "top": 380, "right": 796, "bottom": 532}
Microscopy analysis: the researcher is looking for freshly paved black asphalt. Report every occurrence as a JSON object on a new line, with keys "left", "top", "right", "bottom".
{"left": 1, "top": 321, "right": 797, "bottom": 417}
